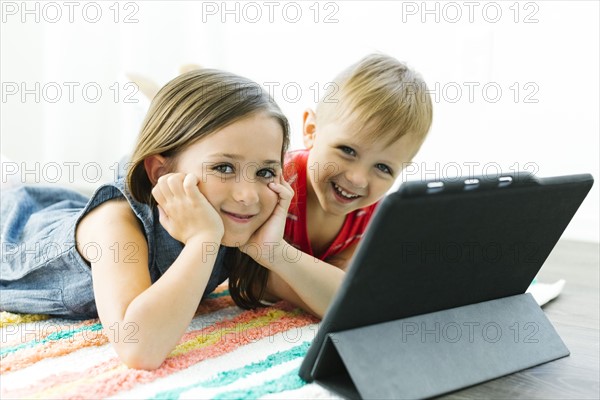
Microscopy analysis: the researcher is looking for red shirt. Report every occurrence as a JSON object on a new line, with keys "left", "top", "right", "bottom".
{"left": 283, "top": 149, "right": 379, "bottom": 260}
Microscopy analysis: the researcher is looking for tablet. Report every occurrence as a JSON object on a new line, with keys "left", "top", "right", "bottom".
{"left": 298, "top": 171, "right": 594, "bottom": 394}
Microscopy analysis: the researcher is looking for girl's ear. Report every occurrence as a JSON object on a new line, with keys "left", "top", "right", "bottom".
{"left": 144, "top": 155, "right": 168, "bottom": 185}
{"left": 302, "top": 108, "right": 317, "bottom": 150}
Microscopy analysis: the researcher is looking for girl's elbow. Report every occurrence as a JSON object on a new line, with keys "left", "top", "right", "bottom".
{"left": 124, "top": 356, "right": 163, "bottom": 371}
{"left": 118, "top": 346, "right": 165, "bottom": 370}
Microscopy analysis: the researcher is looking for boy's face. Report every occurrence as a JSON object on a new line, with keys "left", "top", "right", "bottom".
{"left": 304, "top": 110, "right": 421, "bottom": 217}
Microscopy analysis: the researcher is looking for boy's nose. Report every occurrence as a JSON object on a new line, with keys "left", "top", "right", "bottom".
{"left": 345, "top": 167, "right": 368, "bottom": 189}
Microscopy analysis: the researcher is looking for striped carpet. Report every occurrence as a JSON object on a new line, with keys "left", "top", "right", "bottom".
{"left": 0, "top": 286, "right": 340, "bottom": 399}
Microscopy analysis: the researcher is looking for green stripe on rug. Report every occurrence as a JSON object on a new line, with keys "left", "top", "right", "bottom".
{"left": 0, "top": 323, "right": 103, "bottom": 356}
{"left": 206, "top": 290, "right": 230, "bottom": 299}
{"left": 212, "top": 367, "right": 306, "bottom": 399}
{"left": 152, "top": 341, "right": 310, "bottom": 400}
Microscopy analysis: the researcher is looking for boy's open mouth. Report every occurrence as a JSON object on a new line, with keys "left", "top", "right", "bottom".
{"left": 331, "top": 182, "right": 362, "bottom": 202}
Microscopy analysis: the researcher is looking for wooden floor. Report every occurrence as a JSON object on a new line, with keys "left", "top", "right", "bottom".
{"left": 439, "top": 239, "right": 600, "bottom": 399}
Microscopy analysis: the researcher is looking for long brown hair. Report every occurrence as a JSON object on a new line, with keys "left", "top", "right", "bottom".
{"left": 125, "top": 68, "right": 289, "bottom": 309}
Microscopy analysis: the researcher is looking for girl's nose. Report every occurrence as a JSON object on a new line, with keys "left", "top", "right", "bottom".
{"left": 232, "top": 182, "right": 260, "bottom": 205}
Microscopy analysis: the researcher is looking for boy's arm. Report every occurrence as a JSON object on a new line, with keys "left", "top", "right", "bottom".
{"left": 266, "top": 243, "right": 358, "bottom": 318}
{"left": 265, "top": 243, "right": 358, "bottom": 317}
{"left": 263, "top": 242, "right": 358, "bottom": 317}
{"left": 261, "top": 244, "right": 346, "bottom": 318}
{"left": 323, "top": 242, "right": 359, "bottom": 271}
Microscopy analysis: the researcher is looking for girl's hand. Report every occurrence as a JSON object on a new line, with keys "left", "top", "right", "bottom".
{"left": 151, "top": 173, "right": 224, "bottom": 244}
{"left": 239, "top": 175, "right": 294, "bottom": 267}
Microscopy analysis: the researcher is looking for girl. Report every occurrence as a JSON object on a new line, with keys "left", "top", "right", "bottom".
{"left": 1, "top": 68, "right": 297, "bottom": 370}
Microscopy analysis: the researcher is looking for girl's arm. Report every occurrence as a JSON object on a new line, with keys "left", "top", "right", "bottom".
{"left": 77, "top": 173, "right": 223, "bottom": 370}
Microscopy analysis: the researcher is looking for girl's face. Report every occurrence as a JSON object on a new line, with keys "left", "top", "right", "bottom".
{"left": 173, "top": 112, "right": 284, "bottom": 247}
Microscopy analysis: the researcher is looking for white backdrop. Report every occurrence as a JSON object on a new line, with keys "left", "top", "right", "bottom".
{"left": 1, "top": 1, "right": 598, "bottom": 242}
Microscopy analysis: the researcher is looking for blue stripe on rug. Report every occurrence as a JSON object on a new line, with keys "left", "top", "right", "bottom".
{"left": 152, "top": 341, "right": 310, "bottom": 399}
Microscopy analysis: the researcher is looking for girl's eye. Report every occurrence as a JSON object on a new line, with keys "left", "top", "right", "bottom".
{"left": 257, "top": 168, "right": 276, "bottom": 179}
{"left": 213, "top": 164, "right": 234, "bottom": 174}
{"left": 376, "top": 163, "right": 393, "bottom": 175}
{"left": 339, "top": 146, "right": 356, "bottom": 157}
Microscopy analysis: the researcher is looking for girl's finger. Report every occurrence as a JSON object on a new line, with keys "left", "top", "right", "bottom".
{"left": 152, "top": 185, "right": 167, "bottom": 206}
{"left": 268, "top": 181, "right": 281, "bottom": 193}
{"left": 269, "top": 182, "right": 293, "bottom": 205}
{"left": 157, "top": 204, "right": 168, "bottom": 220}
{"left": 278, "top": 175, "right": 293, "bottom": 191}
{"left": 183, "top": 173, "right": 201, "bottom": 199}
{"left": 166, "top": 173, "right": 185, "bottom": 197}
{"left": 272, "top": 180, "right": 294, "bottom": 200}
{"left": 156, "top": 174, "right": 175, "bottom": 198}
{"left": 281, "top": 179, "right": 294, "bottom": 193}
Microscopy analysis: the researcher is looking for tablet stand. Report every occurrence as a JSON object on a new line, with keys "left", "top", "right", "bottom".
{"left": 310, "top": 294, "right": 569, "bottom": 399}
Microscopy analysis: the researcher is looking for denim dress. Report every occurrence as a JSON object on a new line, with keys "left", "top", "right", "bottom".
{"left": 0, "top": 177, "right": 229, "bottom": 319}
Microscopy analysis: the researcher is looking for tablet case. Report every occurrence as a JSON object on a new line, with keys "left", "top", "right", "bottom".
{"left": 299, "top": 172, "right": 594, "bottom": 399}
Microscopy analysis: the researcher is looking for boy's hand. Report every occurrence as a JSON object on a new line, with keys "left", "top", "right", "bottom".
{"left": 152, "top": 173, "right": 224, "bottom": 244}
{"left": 239, "top": 175, "right": 294, "bottom": 267}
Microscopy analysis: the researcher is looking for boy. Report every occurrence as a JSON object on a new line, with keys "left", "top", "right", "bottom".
{"left": 248, "top": 53, "right": 433, "bottom": 317}
{"left": 284, "top": 53, "right": 433, "bottom": 266}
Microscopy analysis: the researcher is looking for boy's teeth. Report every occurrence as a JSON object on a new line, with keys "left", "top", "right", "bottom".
{"left": 333, "top": 183, "right": 359, "bottom": 199}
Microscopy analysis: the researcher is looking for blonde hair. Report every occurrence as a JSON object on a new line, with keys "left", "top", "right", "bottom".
{"left": 127, "top": 69, "right": 290, "bottom": 205}
{"left": 317, "top": 53, "right": 433, "bottom": 153}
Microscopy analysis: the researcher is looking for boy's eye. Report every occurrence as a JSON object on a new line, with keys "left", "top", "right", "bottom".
{"left": 338, "top": 146, "right": 357, "bottom": 157}
{"left": 213, "top": 164, "right": 234, "bottom": 174}
{"left": 376, "top": 163, "right": 393, "bottom": 175}
{"left": 257, "top": 168, "right": 276, "bottom": 179}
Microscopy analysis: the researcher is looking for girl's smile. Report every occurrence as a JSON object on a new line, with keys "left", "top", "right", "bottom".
{"left": 221, "top": 209, "right": 257, "bottom": 223}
